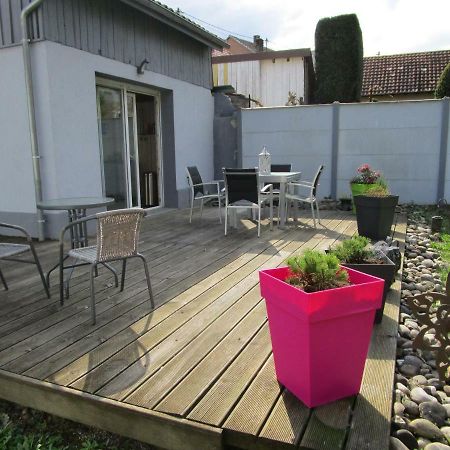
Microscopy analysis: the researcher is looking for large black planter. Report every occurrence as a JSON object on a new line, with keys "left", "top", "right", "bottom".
{"left": 341, "top": 256, "right": 396, "bottom": 323}
{"left": 354, "top": 195, "right": 399, "bottom": 241}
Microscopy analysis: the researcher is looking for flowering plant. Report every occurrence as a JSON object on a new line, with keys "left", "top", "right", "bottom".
{"left": 350, "top": 164, "right": 381, "bottom": 184}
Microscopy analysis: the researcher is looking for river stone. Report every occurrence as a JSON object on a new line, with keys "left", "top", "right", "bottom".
{"left": 444, "top": 386, "right": 450, "bottom": 396}
{"left": 443, "top": 404, "right": 450, "bottom": 418}
{"left": 412, "top": 387, "right": 438, "bottom": 404}
{"left": 419, "top": 401, "right": 448, "bottom": 427}
{"left": 409, "top": 375, "right": 428, "bottom": 388}
{"left": 419, "top": 438, "right": 432, "bottom": 449}
{"left": 441, "top": 427, "right": 450, "bottom": 442}
{"left": 409, "top": 419, "right": 444, "bottom": 440}
{"left": 395, "top": 401, "right": 406, "bottom": 415}
{"left": 404, "top": 355, "right": 424, "bottom": 368}
{"left": 390, "top": 437, "right": 410, "bottom": 450}
{"left": 394, "top": 429, "right": 419, "bottom": 449}
{"left": 401, "top": 364, "right": 421, "bottom": 377}
{"left": 422, "top": 260, "right": 434, "bottom": 268}
{"left": 403, "top": 398, "right": 420, "bottom": 417}
{"left": 424, "top": 444, "right": 450, "bottom": 450}
{"left": 397, "top": 383, "right": 411, "bottom": 396}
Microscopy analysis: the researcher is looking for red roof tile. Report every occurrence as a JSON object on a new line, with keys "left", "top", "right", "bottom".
{"left": 362, "top": 50, "right": 450, "bottom": 97}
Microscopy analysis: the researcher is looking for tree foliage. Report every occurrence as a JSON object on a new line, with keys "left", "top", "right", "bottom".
{"left": 435, "top": 62, "right": 450, "bottom": 98}
{"left": 314, "top": 14, "right": 363, "bottom": 104}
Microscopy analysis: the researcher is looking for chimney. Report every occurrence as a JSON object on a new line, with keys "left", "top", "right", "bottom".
{"left": 253, "top": 35, "right": 264, "bottom": 52}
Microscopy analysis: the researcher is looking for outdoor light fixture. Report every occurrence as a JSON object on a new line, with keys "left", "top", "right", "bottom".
{"left": 137, "top": 59, "right": 149, "bottom": 75}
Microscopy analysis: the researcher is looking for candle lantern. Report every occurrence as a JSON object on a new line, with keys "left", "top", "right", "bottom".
{"left": 259, "top": 146, "right": 271, "bottom": 175}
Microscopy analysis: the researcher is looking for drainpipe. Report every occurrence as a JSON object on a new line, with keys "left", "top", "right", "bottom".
{"left": 21, "top": 0, "right": 45, "bottom": 241}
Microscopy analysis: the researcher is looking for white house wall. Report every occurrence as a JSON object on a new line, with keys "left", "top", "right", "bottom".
{"left": 214, "top": 57, "right": 305, "bottom": 107}
{"left": 260, "top": 57, "right": 305, "bottom": 107}
{"left": 0, "top": 46, "right": 37, "bottom": 216}
{"left": 0, "top": 40, "right": 214, "bottom": 236}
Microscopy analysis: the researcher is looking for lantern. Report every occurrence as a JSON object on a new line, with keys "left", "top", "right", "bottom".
{"left": 259, "top": 146, "right": 271, "bottom": 175}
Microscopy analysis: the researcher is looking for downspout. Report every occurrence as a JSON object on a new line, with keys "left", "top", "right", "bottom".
{"left": 21, "top": 0, "right": 45, "bottom": 241}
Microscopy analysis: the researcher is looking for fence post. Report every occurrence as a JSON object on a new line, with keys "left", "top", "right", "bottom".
{"left": 437, "top": 97, "right": 450, "bottom": 204}
{"left": 331, "top": 102, "right": 340, "bottom": 199}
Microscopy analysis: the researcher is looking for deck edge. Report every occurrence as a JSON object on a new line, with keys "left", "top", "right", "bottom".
{"left": 0, "top": 369, "right": 222, "bottom": 450}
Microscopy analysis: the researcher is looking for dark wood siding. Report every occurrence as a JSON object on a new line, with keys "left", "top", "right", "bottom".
{"left": 0, "top": 0, "right": 43, "bottom": 45}
{"left": 43, "top": 0, "right": 213, "bottom": 88}
{"left": 0, "top": 0, "right": 212, "bottom": 89}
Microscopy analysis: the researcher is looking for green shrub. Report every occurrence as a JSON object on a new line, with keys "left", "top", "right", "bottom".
{"left": 330, "top": 235, "right": 373, "bottom": 264}
{"left": 286, "top": 250, "right": 349, "bottom": 292}
{"left": 435, "top": 62, "right": 450, "bottom": 98}
{"left": 314, "top": 13, "right": 363, "bottom": 104}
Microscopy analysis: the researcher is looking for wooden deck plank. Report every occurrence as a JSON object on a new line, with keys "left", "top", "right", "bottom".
{"left": 127, "top": 299, "right": 268, "bottom": 410}
{"left": 221, "top": 356, "right": 281, "bottom": 449}
{"left": 257, "top": 390, "right": 310, "bottom": 449}
{"left": 0, "top": 210, "right": 401, "bottom": 450}
{"left": 299, "top": 398, "right": 354, "bottom": 449}
{"left": 9, "top": 218, "right": 295, "bottom": 377}
{"left": 345, "top": 215, "right": 406, "bottom": 450}
{"left": 155, "top": 215, "right": 354, "bottom": 419}
{"left": 187, "top": 325, "right": 272, "bottom": 426}
{"left": 64, "top": 221, "right": 316, "bottom": 389}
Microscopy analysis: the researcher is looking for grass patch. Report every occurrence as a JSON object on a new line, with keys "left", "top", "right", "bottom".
{"left": 0, "top": 400, "right": 156, "bottom": 450}
{"left": 431, "top": 233, "right": 450, "bottom": 283}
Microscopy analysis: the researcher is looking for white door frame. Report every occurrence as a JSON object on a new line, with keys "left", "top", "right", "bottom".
{"left": 96, "top": 77, "right": 164, "bottom": 210}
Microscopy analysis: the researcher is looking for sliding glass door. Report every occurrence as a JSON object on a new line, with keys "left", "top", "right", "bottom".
{"left": 97, "top": 81, "right": 162, "bottom": 210}
{"left": 97, "top": 86, "right": 128, "bottom": 210}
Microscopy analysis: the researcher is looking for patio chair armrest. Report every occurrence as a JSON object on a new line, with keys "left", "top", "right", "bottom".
{"left": 260, "top": 183, "right": 273, "bottom": 195}
{"left": 0, "top": 223, "right": 32, "bottom": 242}
{"left": 59, "top": 216, "right": 97, "bottom": 243}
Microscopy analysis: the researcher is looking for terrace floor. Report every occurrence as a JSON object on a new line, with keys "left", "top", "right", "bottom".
{"left": 0, "top": 208, "right": 405, "bottom": 450}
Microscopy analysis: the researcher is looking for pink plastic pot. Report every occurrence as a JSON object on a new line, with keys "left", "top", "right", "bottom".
{"left": 259, "top": 266, "right": 384, "bottom": 408}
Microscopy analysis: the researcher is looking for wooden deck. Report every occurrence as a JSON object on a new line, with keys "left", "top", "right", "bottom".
{"left": 0, "top": 208, "right": 405, "bottom": 450}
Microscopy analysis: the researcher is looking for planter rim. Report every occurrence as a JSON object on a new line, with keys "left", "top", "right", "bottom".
{"left": 259, "top": 265, "right": 384, "bottom": 323}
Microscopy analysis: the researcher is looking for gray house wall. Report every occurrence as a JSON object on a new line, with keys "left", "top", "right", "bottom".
{"left": 0, "top": 0, "right": 213, "bottom": 89}
{"left": 0, "top": 40, "right": 215, "bottom": 237}
{"left": 240, "top": 99, "right": 450, "bottom": 204}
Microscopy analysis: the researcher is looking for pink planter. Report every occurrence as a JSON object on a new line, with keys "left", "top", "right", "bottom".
{"left": 259, "top": 266, "right": 384, "bottom": 408}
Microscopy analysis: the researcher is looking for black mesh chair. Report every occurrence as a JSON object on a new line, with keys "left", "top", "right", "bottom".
{"left": 285, "top": 165, "right": 324, "bottom": 228}
{"left": 223, "top": 168, "right": 273, "bottom": 237}
{"left": 186, "top": 166, "right": 224, "bottom": 223}
{"left": 270, "top": 164, "right": 292, "bottom": 192}
{"left": 0, "top": 223, "right": 50, "bottom": 298}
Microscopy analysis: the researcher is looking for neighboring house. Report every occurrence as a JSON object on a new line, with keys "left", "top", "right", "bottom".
{"left": 212, "top": 36, "right": 314, "bottom": 107}
{"left": 0, "top": 0, "right": 225, "bottom": 238}
{"left": 212, "top": 35, "right": 267, "bottom": 57}
{"left": 362, "top": 50, "right": 450, "bottom": 101}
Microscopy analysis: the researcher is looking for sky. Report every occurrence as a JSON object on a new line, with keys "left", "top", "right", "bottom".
{"left": 161, "top": 0, "right": 450, "bottom": 56}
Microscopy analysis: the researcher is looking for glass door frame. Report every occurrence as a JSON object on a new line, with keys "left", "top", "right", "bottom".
{"left": 96, "top": 76, "right": 164, "bottom": 210}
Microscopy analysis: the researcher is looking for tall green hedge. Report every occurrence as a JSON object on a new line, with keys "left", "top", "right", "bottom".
{"left": 314, "top": 14, "right": 363, "bottom": 104}
{"left": 435, "top": 62, "right": 450, "bottom": 98}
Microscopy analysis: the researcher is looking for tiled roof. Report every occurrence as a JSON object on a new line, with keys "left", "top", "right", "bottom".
{"left": 362, "top": 50, "right": 450, "bottom": 97}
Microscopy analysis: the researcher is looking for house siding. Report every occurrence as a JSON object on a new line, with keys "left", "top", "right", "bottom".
{"left": 0, "top": 0, "right": 213, "bottom": 89}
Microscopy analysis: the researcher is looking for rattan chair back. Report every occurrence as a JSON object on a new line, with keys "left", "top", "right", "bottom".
{"left": 96, "top": 208, "right": 144, "bottom": 262}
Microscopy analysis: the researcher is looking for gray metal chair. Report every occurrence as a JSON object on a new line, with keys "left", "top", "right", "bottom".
{"left": 59, "top": 208, "right": 154, "bottom": 324}
{"left": 186, "top": 166, "right": 224, "bottom": 223}
{"left": 223, "top": 168, "right": 273, "bottom": 237}
{"left": 0, "top": 223, "right": 50, "bottom": 298}
{"left": 285, "top": 165, "right": 324, "bottom": 228}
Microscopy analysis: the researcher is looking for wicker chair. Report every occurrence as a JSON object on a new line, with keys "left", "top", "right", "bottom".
{"left": 0, "top": 223, "right": 50, "bottom": 298}
{"left": 59, "top": 208, "right": 154, "bottom": 324}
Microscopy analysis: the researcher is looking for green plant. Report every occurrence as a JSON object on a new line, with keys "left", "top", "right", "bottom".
{"left": 330, "top": 235, "right": 373, "bottom": 264}
{"left": 363, "top": 183, "right": 390, "bottom": 197}
{"left": 435, "top": 61, "right": 450, "bottom": 98}
{"left": 286, "top": 250, "right": 350, "bottom": 293}
{"left": 314, "top": 13, "right": 363, "bottom": 104}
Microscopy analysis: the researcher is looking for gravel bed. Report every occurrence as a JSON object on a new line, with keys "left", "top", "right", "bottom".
{"left": 390, "top": 209, "right": 450, "bottom": 450}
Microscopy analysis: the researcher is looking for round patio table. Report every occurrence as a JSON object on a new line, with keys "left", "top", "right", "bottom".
{"left": 37, "top": 196, "right": 115, "bottom": 294}
{"left": 37, "top": 196, "right": 114, "bottom": 249}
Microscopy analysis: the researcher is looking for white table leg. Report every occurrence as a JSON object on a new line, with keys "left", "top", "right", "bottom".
{"left": 279, "top": 181, "right": 287, "bottom": 228}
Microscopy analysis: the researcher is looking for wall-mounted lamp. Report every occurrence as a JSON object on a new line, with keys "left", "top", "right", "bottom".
{"left": 137, "top": 59, "right": 149, "bottom": 75}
